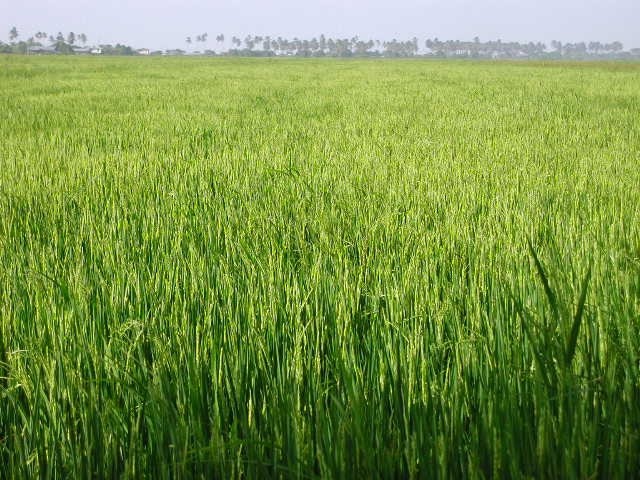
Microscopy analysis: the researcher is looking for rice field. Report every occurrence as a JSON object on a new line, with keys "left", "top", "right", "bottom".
{"left": 1, "top": 55, "right": 639, "bottom": 478}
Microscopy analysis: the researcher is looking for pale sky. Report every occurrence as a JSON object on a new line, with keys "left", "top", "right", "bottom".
{"left": 2, "top": 0, "right": 639, "bottom": 50}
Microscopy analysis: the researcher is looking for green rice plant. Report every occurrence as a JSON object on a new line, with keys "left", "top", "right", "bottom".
{"left": 0, "top": 55, "right": 639, "bottom": 478}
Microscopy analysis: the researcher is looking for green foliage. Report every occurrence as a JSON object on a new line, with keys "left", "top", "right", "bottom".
{"left": 53, "top": 41, "right": 74, "bottom": 54}
{"left": 99, "top": 43, "right": 135, "bottom": 55}
{"left": 9, "top": 26, "right": 18, "bottom": 42}
{"left": 0, "top": 56, "right": 639, "bottom": 478}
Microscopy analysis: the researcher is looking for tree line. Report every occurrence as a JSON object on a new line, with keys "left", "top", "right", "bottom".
{"left": 2, "top": 27, "right": 91, "bottom": 54}
{"left": 3, "top": 26, "right": 639, "bottom": 59}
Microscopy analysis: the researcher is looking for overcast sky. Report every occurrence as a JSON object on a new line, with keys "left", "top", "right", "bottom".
{"left": 2, "top": 0, "right": 639, "bottom": 50}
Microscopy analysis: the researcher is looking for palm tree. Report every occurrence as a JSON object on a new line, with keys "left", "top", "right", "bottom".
{"left": 214, "top": 34, "right": 224, "bottom": 53}
{"left": 263, "top": 36, "right": 272, "bottom": 52}
{"left": 9, "top": 26, "right": 18, "bottom": 43}
{"left": 310, "top": 37, "right": 318, "bottom": 54}
{"left": 67, "top": 32, "right": 75, "bottom": 45}
{"left": 78, "top": 33, "right": 87, "bottom": 45}
{"left": 25, "top": 36, "right": 36, "bottom": 54}
{"left": 588, "top": 41, "right": 601, "bottom": 55}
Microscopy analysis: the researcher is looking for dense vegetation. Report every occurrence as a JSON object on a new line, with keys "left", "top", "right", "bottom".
{"left": 0, "top": 55, "right": 639, "bottom": 478}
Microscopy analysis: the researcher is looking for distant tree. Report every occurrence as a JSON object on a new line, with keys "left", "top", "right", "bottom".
{"left": 56, "top": 32, "right": 65, "bottom": 43}
{"left": 54, "top": 40, "right": 74, "bottom": 54}
{"left": 25, "top": 36, "right": 35, "bottom": 52}
{"left": 100, "top": 43, "right": 135, "bottom": 55}
{"left": 327, "top": 38, "right": 335, "bottom": 55}
{"left": 71, "top": 32, "right": 625, "bottom": 59}
{"left": 78, "top": 33, "right": 87, "bottom": 45}
{"left": 195, "top": 33, "right": 207, "bottom": 48}
{"left": 310, "top": 37, "right": 319, "bottom": 53}
{"left": 537, "top": 42, "right": 547, "bottom": 55}
{"left": 9, "top": 26, "right": 18, "bottom": 42}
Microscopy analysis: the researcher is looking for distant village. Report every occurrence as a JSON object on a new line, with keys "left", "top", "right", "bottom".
{"left": 3, "top": 28, "right": 640, "bottom": 60}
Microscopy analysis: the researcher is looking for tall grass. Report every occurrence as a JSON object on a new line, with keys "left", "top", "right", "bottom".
{"left": 1, "top": 56, "right": 639, "bottom": 478}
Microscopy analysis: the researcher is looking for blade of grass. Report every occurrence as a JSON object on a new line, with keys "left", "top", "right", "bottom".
{"left": 527, "top": 238, "right": 560, "bottom": 323}
{"left": 565, "top": 262, "right": 592, "bottom": 368}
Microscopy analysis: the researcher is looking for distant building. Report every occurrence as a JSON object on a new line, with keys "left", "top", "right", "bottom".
{"left": 28, "top": 45, "right": 56, "bottom": 54}
{"left": 90, "top": 47, "right": 102, "bottom": 55}
{"left": 73, "top": 47, "right": 92, "bottom": 55}
{"left": 137, "top": 48, "right": 150, "bottom": 55}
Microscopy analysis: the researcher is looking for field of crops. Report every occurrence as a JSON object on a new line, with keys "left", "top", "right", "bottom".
{"left": 1, "top": 55, "right": 639, "bottom": 478}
